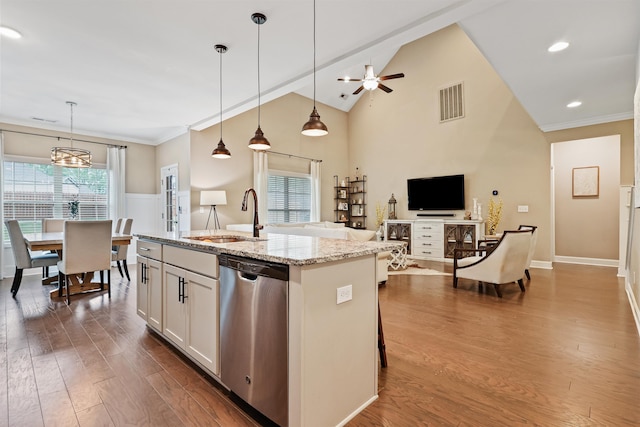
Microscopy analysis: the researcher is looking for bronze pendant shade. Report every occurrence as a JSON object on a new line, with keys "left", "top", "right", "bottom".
{"left": 212, "top": 44, "right": 231, "bottom": 159}
{"left": 248, "top": 12, "right": 271, "bottom": 151}
{"left": 301, "top": 0, "right": 328, "bottom": 137}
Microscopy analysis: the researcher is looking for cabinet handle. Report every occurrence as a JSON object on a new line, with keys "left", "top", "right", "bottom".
{"left": 139, "top": 247, "right": 150, "bottom": 251}
{"left": 178, "top": 277, "right": 184, "bottom": 303}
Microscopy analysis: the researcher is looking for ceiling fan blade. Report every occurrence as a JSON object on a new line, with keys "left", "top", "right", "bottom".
{"left": 379, "top": 73, "right": 405, "bottom": 81}
{"left": 353, "top": 85, "right": 365, "bottom": 95}
{"left": 338, "top": 78, "right": 363, "bottom": 82}
{"left": 378, "top": 83, "right": 393, "bottom": 93}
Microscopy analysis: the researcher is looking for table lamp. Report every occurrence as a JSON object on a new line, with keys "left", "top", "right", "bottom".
{"left": 200, "top": 190, "right": 227, "bottom": 231}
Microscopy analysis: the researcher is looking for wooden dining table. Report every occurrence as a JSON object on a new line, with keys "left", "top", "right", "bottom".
{"left": 24, "top": 232, "right": 132, "bottom": 298}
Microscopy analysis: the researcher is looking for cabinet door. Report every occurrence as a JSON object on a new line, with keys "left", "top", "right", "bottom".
{"left": 163, "top": 264, "right": 187, "bottom": 349}
{"left": 185, "top": 271, "right": 219, "bottom": 375}
{"left": 136, "top": 255, "right": 148, "bottom": 321}
{"left": 147, "top": 258, "right": 163, "bottom": 332}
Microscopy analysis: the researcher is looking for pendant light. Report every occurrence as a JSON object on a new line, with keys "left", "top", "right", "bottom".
{"left": 248, "top": 12, "right": 271, "bottom": 151}
{"left": 211, "top": 44, "right": 231, "bottom": 159}
{"left": 301, "top": 0, "right": 328, "bottom": 137}
{"left": 51, "top": 101, "right": 92, "bottom": 168}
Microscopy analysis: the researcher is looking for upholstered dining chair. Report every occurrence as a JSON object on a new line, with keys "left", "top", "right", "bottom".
{"left": 518, "top": 225, "right": 538, "bottom": 280}
{"left": 4, "top": 220, "right": 59, "bottom": 297}
{"left": 57, "top": 220, "right": 113, "bottom": 304}
{"left": 453, "top": 229, "right": 533, "bottom": 298}
{"left": 112, "top": 218, "right": 133, "bottom": 281}
{"left": 42, "top": 218, "right": 65, "bottom": 232}
{"left": 42, "top": 218, "right": 66, "bottom": 276}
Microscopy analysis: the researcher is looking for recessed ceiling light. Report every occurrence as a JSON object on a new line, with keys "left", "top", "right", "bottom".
{"left": 567, "top": 101, "right": 582, "bottom": 108}
{"left": 0, "top": 26, "right": 22, "bottom": 39}
{"left": 548, "top": 41, "right": 569, "bottom": 52}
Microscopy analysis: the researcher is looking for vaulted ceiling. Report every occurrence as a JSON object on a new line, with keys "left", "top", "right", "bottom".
{"left": 1, "top": 0, "right": 638, "bottom": 144}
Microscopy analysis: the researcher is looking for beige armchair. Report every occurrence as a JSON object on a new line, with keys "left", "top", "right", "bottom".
{"left": 112, "top": 218, "right": 133, "bottom": 280}
{"left": 57, "top": 220, "right": 113, "bottom": 304}
{"left": 5, "top": 220, "right": 60, "bottom": 297}
{"left": 518, "top": 225, "right": 538, "bottom": 280}
{"left": 453, "top": 229, "right": 533, "bottom": 298}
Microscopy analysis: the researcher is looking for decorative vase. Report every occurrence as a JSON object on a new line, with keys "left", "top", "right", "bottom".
{"left": 376, "top": 225, "right": 384, "bottom": 241}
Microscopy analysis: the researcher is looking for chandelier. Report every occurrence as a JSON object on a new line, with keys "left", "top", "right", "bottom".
{"left": 51, "top": 101, "right": 92, "bottom": 168}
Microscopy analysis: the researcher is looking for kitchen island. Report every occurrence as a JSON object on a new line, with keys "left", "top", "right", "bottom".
{"left": 135, "top": 230, "right": 403, "bottom": 427}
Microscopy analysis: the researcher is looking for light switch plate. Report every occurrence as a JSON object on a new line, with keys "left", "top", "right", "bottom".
{"left": 517, "top": 205, "right": 529, "bottom": 213}
{"left": 337, "top": 285, "right": 352, "bottom": 304}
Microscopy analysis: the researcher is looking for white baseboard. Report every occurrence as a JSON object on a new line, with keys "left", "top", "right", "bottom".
{"left": 554, "top": 256, "right": 618, "bottom": 268}
{"left": 625, "top": 280, "right": 640, "bottom": 336}
{"left": 530, "top": 260, "right": 553, "bottom": 269}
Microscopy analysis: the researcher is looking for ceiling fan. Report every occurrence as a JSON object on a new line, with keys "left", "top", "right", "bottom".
{"left": 338, "top": 64, "right": 405, "bottom": 95}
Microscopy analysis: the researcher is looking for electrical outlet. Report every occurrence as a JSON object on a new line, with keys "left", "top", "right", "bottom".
{"left": 199, "top": 207, "right": 204, "bottom": 214}
{"left": 337, "top": 285, "right": 352, "bottom": 304}
{"left": 517, "top": 205, "right": 529, "bottom": 213}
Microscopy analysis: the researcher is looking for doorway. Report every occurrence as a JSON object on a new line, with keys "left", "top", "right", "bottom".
{"left": 161, "top": 164, "right": 179, "bottom": 233}
{"left": 551, "top": 135, "right": 621, "bottom": 265}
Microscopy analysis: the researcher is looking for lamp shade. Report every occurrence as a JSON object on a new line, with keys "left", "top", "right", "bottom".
{"left": 200, "top": 190, "right": 227, "bottom": 206}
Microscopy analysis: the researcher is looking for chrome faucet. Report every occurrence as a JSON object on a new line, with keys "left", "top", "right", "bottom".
{"left": 241, "top": 188, "right": 263, "bottom": 237}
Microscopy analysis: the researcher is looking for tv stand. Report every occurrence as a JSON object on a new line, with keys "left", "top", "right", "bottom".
{"left": 384, "top": 219, "right": 484, "bottom": 261}
{"left": 417, "top": 213, "right": 455, "bottom": 217}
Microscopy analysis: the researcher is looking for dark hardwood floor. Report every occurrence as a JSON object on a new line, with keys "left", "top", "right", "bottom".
{"left": 1, "top": 261, "right": 639, "bottom": 426}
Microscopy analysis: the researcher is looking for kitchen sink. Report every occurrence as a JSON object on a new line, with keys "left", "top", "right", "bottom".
{"left": 186, "top": 235, "right": 250, "bottom": 244}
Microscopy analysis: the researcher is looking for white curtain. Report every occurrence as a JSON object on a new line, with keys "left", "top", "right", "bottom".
{"left": 253, "top": 151, "right": 269, "bottom": 225}
{"left": 107, "top": 146, "right": 126, "bottom": 221}
{"left": 310, "top": 160, "right": 321, "bottom": 222}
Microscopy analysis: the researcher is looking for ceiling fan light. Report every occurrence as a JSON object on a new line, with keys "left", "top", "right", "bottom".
{"left": 211, "top": 139, "right": 231, "bottom": 158}
{"left": 363, "top": 79, "right": 378, "bottom": 91}
{"left": 302, "top": 107, "right": 328, "bottom": 136}
{"left": 248, "top": 126, "right": 271, "bottom": 150}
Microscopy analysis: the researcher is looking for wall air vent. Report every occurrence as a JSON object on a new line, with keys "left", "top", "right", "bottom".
{"left": 31, "top": 117, "right": 58, "bottom": 123}
{"left": 439, "top": 82, "right": 464, "bottom": 122}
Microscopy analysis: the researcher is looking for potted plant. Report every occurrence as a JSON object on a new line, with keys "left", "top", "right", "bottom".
{"left": 68, "top": 196, "right": 80, "bottom": 220}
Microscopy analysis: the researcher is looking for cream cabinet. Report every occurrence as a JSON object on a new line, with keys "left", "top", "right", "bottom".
{"left": 136, "top": 240, "right": 163, "bottom": 332}
{"left": 162, "top": 245, "right": 219, "bottom": 375}
{"left": 412, "top": 221, "right": 444, "bottom": 259}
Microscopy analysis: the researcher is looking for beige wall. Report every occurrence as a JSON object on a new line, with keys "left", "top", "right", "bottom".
{"left": 0, "top": 122, "right": 156, "bottom": 194}
{"left": 553, "top": 136, "right": 620, "bottom": 259}
{"left": 348, "top": 24, "right": 552, "bottom": 261}
{"left": 545, "top": 120, "right": 634, "bottom": 185}
{"left": 189, "top": 93, "right": 349, "bottom": 230}
{"left": 155, "top": 132, "right": 190, "bottom": 193}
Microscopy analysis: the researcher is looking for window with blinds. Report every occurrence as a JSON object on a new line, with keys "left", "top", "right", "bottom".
{"left": 267, "top": 173, "right": 311, "bottom": 223}
{"left": 3, "top": 160, "right": 108, "bottom": 240}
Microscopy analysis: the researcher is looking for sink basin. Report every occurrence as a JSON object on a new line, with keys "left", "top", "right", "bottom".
{"left": 187, "top": 235, "right": 248, "bottom": 244}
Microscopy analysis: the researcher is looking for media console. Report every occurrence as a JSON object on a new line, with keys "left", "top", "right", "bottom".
{"left": 384, "top": 219, "right": 485, "bottom": 261}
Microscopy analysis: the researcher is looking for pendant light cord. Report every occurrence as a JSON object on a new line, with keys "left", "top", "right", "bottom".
{"left": 257, "top": 20, "right": 261, "bottom": 127}
{"left": 219, "top": 48, "right": 223, "bottom": 139}
{"left": 313, "top": 0, "right": 317, "bottom": 108}
{"left": 68, "top": 101, "right": 75, "bottom": 147}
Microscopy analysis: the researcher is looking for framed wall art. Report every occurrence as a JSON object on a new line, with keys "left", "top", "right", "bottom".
{"left": 572, "top": 166, "right": 599, "bottom": 198}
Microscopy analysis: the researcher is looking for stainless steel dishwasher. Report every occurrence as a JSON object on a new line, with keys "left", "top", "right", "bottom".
{"left": 219, "top": 254, "right": 289, "bottom": 427}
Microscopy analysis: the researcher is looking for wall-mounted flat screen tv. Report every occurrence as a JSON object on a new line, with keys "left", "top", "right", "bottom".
{"left": 407, "top": 174, "right": 465, "bottom": 211}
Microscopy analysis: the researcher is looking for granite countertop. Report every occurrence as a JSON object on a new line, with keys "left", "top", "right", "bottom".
{"left": 135, "top": 230, "right": 405, "bottom": 266}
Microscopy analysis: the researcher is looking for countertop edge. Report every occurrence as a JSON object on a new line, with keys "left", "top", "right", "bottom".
{"left": 134, "top": 232, "right": 405, "bottom": 266}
